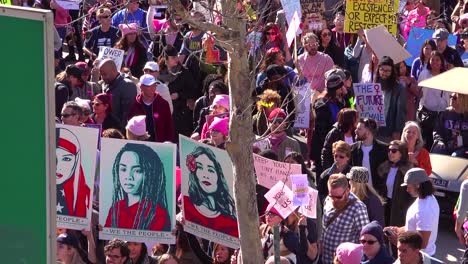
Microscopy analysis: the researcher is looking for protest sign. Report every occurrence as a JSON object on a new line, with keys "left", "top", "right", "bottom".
{"left": 56, "top": 124, "right": 99, "bottom": 231}
{"left": 281, "top": 0, "right": 301, "bottom": 26}
{"left": 286, "top": 11, "right": 301, "bottom": 47}
{"left": 298, "top": 187, "right": 318, "bottom": 218}
{"left": 291, "top": 174, "right": 309, "bottom": 206}
{"left": 97, "top": 47, "right": 124, "bottom": 70}
{"left": 264, "top": 181, "right": 299, "bottom": 219}
{"left": 56, "top": 0, "right": 81, "bottom": 10}
{"left": 365, "top": 25, "right": 411, "bottom": 63}
{"left": 0, "top": 0, "right": 11, "bottom": 5}
{"left": 294, "top": 82, "right": 312, "bottom": 128}
{"left": 353, "top": 83, "right": 386, "bottom": 126}
{"left": 99, "top": 138, "right": 176, "bottom": 244}
{"left": 418, "top": 67, "right": 468, "bottom": 95}
{"left": 301, "top": 0, "right": 326, "bottom": 31}
{"left": 405, "top": 27, "right": 458, "bottom": 66}
{"left": 254, "top": 154, "right": 302, "bottom": 189}
{"left": 344, "top": 0, "right": 399, "bottom": 35}
{"left": 180, "top": 135, "right": 239, "bottom": 249}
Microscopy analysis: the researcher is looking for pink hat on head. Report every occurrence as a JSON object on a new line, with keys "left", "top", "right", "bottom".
{"left": 265, "top": 203, "right": 284, "bottom": 219}
{"left": 268, "top": 107, "right": 286, "bottom": 121}
{"left": 119, "top": 23, "right": 139, "bottom": 36}
{"left": 209, "top": 117, "right": 229, "bottom": 137}
{"left": 335, "top": 242, "right": 363, "bottom": 264}
{"left": 126, "top": 115, "right": 146, "bottom": 136}
{"left": 210, "top": 94, "right": 229, "bottom": 111}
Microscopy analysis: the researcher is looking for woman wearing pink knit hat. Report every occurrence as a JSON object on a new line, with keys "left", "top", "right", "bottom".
{"left": 334, "top": 242, "right": 363, "bottom": 264}
{"left": 114, "top": 23, "right": 148, "bottom": 78}
{"left": 208, "top": 116, "right": 229, "bottom": 149}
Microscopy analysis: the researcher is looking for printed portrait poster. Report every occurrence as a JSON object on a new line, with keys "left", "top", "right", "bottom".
{"left": 99, "top": 138, "right": 176, "bottom": 244}
{"left": 56, "top": 124, "right": 99, "bottom": 231}
{"left": 179, "top": 135, "right": 240, "bottom": 249}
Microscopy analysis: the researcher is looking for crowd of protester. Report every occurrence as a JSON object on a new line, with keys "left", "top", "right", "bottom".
{"left": 9, "top": 0, "right": 468, "bottom": 262}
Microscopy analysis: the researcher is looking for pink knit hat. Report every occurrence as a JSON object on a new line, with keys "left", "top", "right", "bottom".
{"left": 126, "top": 115, "right": 146, "bottom": 136}
{"left": 119, "top": 23, "right": 139, "bottom": 36}
{"left": 210, "top": 94, "right": 229, "bottom": 111}
{"left": 209, "top": 117, "right": 229, "bottom": 137}
{"left": 335, "top": 242, "right": 363, "bottom": 264}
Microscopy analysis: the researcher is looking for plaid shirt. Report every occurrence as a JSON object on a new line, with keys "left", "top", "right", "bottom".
{"left": 321, "top": 193, "right": 369, "bottom": 264}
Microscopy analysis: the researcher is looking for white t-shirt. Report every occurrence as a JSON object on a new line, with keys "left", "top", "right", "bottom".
{"left": 405, "top": 195, "right": 440, "bottom": 256}
{"left": 361, "top": 145, "right": 373, "bottom": 186}
{"left": 344, "top": 136, "right": 354, "bottom": 145}
{"left": 386, "top": 167, "right": 398, "bottom": 198}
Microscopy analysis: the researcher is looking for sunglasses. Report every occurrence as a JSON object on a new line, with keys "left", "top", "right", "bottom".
{"left": 334, "top": 154, "right": 346, "bottom": 159}
{"left": 388, "top": 148, "right": 399, "bottom": 153}
{"left": 360, "top": 239, "right": 378, "bottom": 245}
{"left": 305, "top": 42, "right": 319, "bottom": 47}
{"left": 266, "top": 31, "right": 277, "bottom": 36}
{"left": 61, "top": 113, "right": 76, "bottom": 118}
{"left": 328, "top": 189, "right": 347, "bottom": 200}
{"left": 99, "top": 15, "right": 110, "bottom": 19}
{"left": 322, "top": 32, "right": 332, "bottom": 37}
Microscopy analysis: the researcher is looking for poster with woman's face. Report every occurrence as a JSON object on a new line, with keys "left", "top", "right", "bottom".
{"left": 179, "top": 135, "right": 239, "bottom": 249}
{"left": 99, "top": 138, "right": 176, "bottom": 244}
{"left": 56, "top": 124, "right": 99, "bottom": 231}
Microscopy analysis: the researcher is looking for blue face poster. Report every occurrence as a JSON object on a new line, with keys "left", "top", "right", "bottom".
{"left": 56, "top": 124, "right": 99, "bottom": 231}
{"left": 179, "top": 135, "right": 240, "bottom": 249}
{"left": 405, "top": 27, "right": 458, "bottom": 66}
{"left": 99, "top": 138, "right": 176, "bottom": 244}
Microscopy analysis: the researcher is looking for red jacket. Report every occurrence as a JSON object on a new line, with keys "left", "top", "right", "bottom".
{"left": 128, "top": 92, "right": 174, "bottom": 142}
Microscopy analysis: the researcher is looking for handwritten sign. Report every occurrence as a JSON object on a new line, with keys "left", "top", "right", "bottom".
{"left": 405, "top": 27, "right": 458, "bottom": 66}
{"left": 344, "top": 0, "right": 399, "bottom": 35}
{"left": 97, "top": 47, "right": 124, "bottom": 71}
{"left": 254, "top": 154, "right": 302, "bottom": 189}
{"left": 294, "top": 82, "right": 312, "bottom": 128}
{"left": 353, "top": 83, "right": 386, "bottom": 126}
{"left": 298, "top": 187, "right": 318, "bottom": 218}
{"left": 301, "top": 0, "right": 325, "bottom": 31}
{"left": 291, "top": 174, "right": 309, "bottom": 206}
{"left": 264, "top": 181, "right": 299, "bottom": 219}
{"left": 0, "top": 0, "right": 11, "bottom": 5}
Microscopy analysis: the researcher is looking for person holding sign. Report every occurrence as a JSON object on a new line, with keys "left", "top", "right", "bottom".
{"left": 105, "top": 143, "right": 171, "bottom": 231}
{"left": 183, "top": 146, "right": 238, "bottom": 237}
{"left": 83, "top": 8, "right": 119, "bottom": 62}
{"left": 56, "top": 127, "right": 90, "bottom": 217}
{"left": 375, "top": 56, "right": 407, "bottom": 140}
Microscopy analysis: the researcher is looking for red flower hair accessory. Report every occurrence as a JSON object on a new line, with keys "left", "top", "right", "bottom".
{"left": 186, "top": 154, "right": 196, "bottom": 173}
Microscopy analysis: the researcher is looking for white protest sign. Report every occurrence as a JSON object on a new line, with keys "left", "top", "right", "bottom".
{"left": 286, "top": 11, "right": 301, "bottom": 47}
{"left": 254, "top": 154, "right": 302, "bottom": 189}
{"left": 353, "top": 83, "right": 386, "bottom": 126}
{"left": 294, "top": 82, "right": 312, "bottom": 128}
{"left": 298, "top": 187, "right": 318, "bottom": 218}
{"left": 56, "top": 0, "right": 81, "bottom": 10}
{"left": 264, "top": 181, "right": 299, "bottom": 219}
{"left": 98, "top": 47, "right": 125, "bottom": 71}
{"left": 291, "top": 174, "right": 309, "bottom": 206}
{"left": 365, "top": 25, "right": 411, "bottom": 64}
{"left": 281, "top": 0, "right": 301, "bottom": 26}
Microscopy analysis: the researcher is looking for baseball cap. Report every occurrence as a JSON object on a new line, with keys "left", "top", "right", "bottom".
{"left": 57, "top": 233, "right": 79, "bottom": 248}
{"left": 432, "top": 28, "right": 449, "bottom": 41}
{"left": 143, "top": 61, "right": 159, "bottom": 72}
{"left": 401, "top": 168, "right": 429, "bottom": 186}
{"left": 325, "top": 68, "right": 345, "bottom": 90}
{"left": 139, "top": 74, "right": 158, "bottom": 86}
{"left": 346, "top": 167, "right": 369, "bottom": 183}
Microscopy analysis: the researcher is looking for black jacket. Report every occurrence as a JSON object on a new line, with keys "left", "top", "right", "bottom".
{"left": 350, "top": 140, "right": 389, "bottom": 196}
{"left": 321, "top": 123, "right": 355, "bottom": 170}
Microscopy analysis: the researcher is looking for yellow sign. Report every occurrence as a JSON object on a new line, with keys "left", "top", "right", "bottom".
{"left": 344, "top": 0, "right": 399, "bottom": 35}
{"left": 0, "top": 0, "right": 12, "bottom": 5}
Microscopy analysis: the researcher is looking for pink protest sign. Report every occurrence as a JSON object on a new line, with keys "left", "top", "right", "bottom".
{"left": 298, "top": 187, "right": 318, "bottom": 219}
{"left": 264, "top": 181, "right": 299, "bottom": 219}
{"left": 254, "top": 154, "right": 302, "bottom": 189}
{"left": 353, "top": 83, "right": 386, "bottom": 126}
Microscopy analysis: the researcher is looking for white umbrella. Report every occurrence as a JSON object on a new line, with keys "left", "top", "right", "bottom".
{"left": 418, "top": 67, "right": 468, "bottom": 95}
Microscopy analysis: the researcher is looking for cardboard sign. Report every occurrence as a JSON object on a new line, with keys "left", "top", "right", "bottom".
{"left": 353, "top": 83, "right": 386, "bottom": 126}
{"left": 286, "top": 11, "right": 301, "bottom": 47}
{"left": 56, "top": 0, "right": 81, "bottom": 10}
{"left": 291, "top": 174, "right": 309, "bottom": 206}
{"left": 179, "top": 135, "right": 239, "bottom": 249}
{"left": 365, "top": 25, "right": 411, "bottom": 64}
{"left": 56, "top": 125, "right": 99, "bottom": 231}
{"left": 298, "top": 187, "right": 318, "bottom": 218}
{"left": 301, "top": 0, "right": 326, "bottom": 32}
{"left": 405, "top": 27, "right": 458, "bottom": 66}
{"left": 294, "top": 82, "right": 312, "bottom": 128}
{"left": 344, "top": 0, "right": 399, "bottom": 35}
{"left": 264, "top": 181, "right": 299, "bottom": 219}
{"left": 254, "top": 154, "right": 302, "bottom": 189}
{"left": 97, "top": 47, "right": 124, "bottom": 70}
{"left": 99, "top": 138, "right": 176, "bottom": 244}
